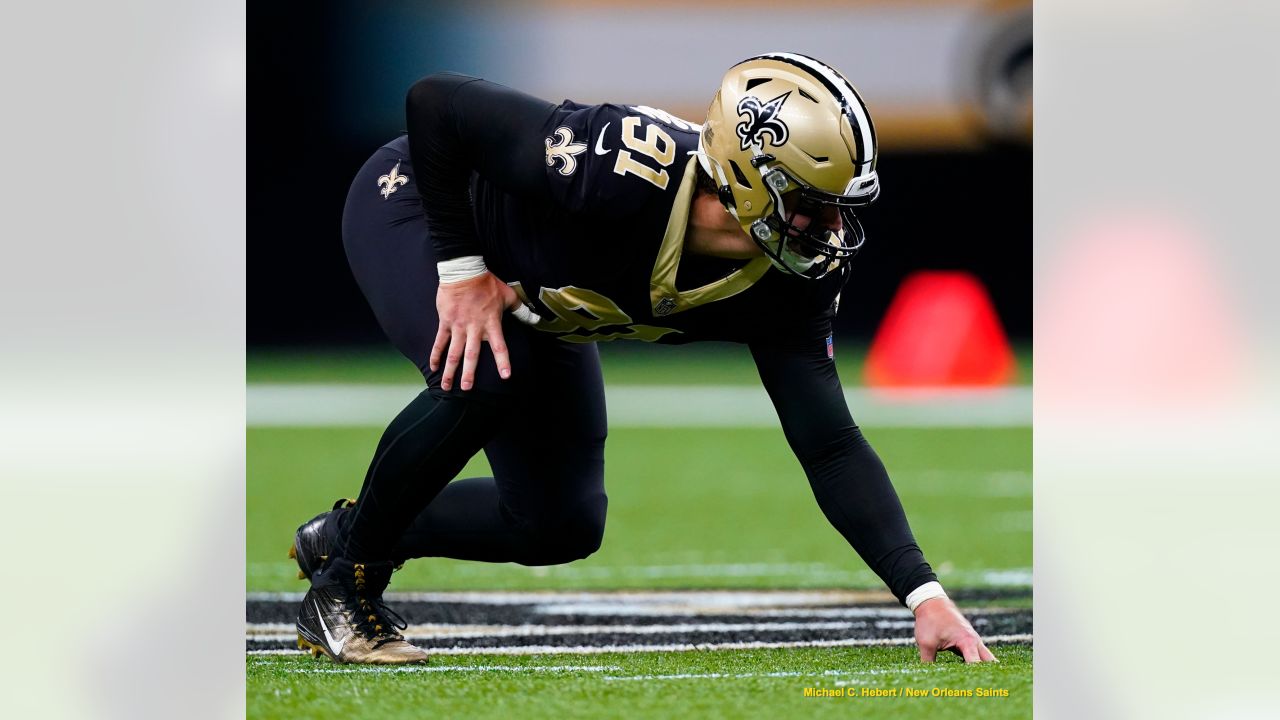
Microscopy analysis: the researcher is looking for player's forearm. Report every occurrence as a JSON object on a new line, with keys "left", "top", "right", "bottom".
{"left": 798, "top": 429, "right": 938, "bottom": 604}
{"left": 404, "top": 73, "right": 557, "bottom": 261}
{"left": 750, "top": 342, "right": 940, "bottom": 604}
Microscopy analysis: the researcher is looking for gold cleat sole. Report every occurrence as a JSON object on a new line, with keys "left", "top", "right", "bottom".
{"left": 297, "top": 635, "right": 333, "bottom": 661}
{"left": 295, "top": 634, "right": 429, "bottom": 665}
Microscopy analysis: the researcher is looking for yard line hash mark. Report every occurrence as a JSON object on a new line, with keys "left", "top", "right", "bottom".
{"left": 247, "top": 590, "right": 1031, "bottom": 656}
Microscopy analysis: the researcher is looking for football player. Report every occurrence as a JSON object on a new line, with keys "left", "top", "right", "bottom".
{"left": 293, "top": 53, "right": 996, "bottom": 665}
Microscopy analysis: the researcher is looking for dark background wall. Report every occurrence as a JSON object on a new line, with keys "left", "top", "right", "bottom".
{"left": 249, "top": 2, "right": 1030, "bottom": 347}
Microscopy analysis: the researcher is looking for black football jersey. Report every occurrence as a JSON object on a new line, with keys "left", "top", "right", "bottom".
{"left": 398, "top": 74, "right": 938, "bottom": 605}
{"left": 469, "top": 101, "right": 850, "bottom": 347}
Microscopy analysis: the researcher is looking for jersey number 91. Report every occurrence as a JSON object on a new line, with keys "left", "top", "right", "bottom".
{"left": 612, "top": 116, "right": 676, "bottom": 190}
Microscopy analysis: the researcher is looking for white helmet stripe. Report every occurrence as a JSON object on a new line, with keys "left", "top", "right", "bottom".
{"left": 758, "top": 52, "right": 877, "bottom": 179}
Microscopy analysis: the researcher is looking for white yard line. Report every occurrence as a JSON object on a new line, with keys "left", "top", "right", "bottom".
{"left": 249, "top": 606, "right": 1009, "bottom": 637}
{"left": 602, "top": 667, "right": 948, "bottom": 682}
{"left": 247, "top": 617, "right": 910, "bottom": 636}
{"left": 974, "top": 569, "right": 1033, "bottom": 586}
{"left": 246, "top": 588, "right": 900, "bottom": 605}
{"left": 250, "top": 664, "right": 939, "bottom": 679}
{"left": 252, "top": 663, "right": 623, "bottom": 674}
{"left": 248, "top": 633, "right": 1033, "bottom": 658}
{"left": 247, "top": 620, "right": 878, "bottom": 643}
{"left": 246, "top": 384, "right": 1031, "bottom": 428}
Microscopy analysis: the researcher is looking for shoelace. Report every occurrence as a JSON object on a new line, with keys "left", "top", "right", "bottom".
{"left": 349, "top": 563, "right": 409, "bottom": 648}
{"left": 350, "top": 595, "right": 409, "bottom": 648}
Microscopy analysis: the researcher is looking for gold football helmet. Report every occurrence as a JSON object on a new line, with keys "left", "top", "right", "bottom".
{"left": 697, "top": 52, "right": 880, "bottom": 279}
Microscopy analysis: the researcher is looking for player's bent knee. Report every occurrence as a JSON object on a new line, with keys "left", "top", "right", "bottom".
{"left": 518, "top": 493, "right": 608, "bottom": 565}
{"left": 557, "top": 513, "right": 606, "bottom": 561}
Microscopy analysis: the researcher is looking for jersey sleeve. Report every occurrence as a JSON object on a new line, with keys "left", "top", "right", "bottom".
{"left": 405, "top": 73, "right": 559, "bottom": 261}
{"left": 543, "top": 103, "right": 692, "bottom": 216}
{"left": 748, "top": 336, "right": 938, "bottom": 605}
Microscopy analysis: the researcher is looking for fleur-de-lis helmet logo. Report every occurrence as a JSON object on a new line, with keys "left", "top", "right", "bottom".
{"left": 735, "top": 92, "right": 791, "bottom": 151}
{"left": 544, "top": 127, "right": 588, "bottom": 176}
{"left": 377, "top": 161, "right": 409, "bottom": 199}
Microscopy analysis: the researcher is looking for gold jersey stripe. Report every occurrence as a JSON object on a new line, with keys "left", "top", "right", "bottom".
{"left": 649, "top": 158, "right": 772, "bottom": 317}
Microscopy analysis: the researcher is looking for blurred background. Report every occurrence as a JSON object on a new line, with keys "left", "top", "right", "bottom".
{"left": 249, "top": 0, "right": 1031, "bottom": 361}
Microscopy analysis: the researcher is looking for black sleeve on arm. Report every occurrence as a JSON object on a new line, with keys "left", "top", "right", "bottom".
{"left": 405, "top": 73, "right": 558, "bottom": 261}
{"left": 749, "top": 339, "right": 938, "bottom": 605}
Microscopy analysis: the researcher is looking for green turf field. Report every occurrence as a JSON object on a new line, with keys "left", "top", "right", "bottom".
{"left": 247, "top": 347, "right": 1031, "bottom": 718}
{"left": 248, "top": 425, "right": 1029, "bottom": 592}
{"left": 248, "top": 645, "right": 1032, "bottom": 720}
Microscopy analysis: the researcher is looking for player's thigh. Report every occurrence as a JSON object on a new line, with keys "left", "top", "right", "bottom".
{"left": 341, "top": 135, "right": 439, "bottom": 375}
{"left": 483, "top": 338, "right": 608, "bottom": 520}
{"left": 341, "top": 135, "right": 528, "bottom": 394}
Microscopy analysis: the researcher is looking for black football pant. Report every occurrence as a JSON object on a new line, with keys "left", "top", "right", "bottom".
{"left": 335, "top": 135, "right": 607, "bottom": 566}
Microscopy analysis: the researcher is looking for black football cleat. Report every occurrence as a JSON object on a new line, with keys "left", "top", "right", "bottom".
{"left": 295, "top": 557, "right": 428, "bottom": 665}
{"left": 287, "top": 498, "right": 355, "bottom": 581}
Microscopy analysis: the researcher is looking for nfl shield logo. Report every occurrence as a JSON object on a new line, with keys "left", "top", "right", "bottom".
{"left": 826, "top": 335, "right": 834, "bottom": 359}
{"left": 655, "top": 297, "right": 677, "bottom": 316}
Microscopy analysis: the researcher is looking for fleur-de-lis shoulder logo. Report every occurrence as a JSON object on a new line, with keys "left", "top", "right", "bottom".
{"left": 377, "top": 161, "right": 409, "bottom": 199}
{"left": 545, "top": 127, "right": 587, "bottom": 176}
{"left": 736, "top": 92, "right": 792, "bottom": 151}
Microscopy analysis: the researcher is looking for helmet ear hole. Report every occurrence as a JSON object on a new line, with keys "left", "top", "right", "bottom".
{"left": 728, "top": 160, "right": 753, "bottom": 189}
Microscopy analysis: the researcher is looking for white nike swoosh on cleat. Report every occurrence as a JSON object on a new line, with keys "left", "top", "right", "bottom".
{"left": 314, "top": 599, "right": 345, "bottom": 655}
{"left": 594, "top": 123, "right": 611, "bottom": 155}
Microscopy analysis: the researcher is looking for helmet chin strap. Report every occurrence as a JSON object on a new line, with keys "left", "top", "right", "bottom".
{"left": 692, "top": 148, "right": 740, "bottom": 218}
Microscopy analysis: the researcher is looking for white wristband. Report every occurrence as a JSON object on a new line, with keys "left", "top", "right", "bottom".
{"left": 905, "top": 581, "right": 948, "bottom": 613}
{"left": 437, "top": 255, "right": 487, "bottom": 284}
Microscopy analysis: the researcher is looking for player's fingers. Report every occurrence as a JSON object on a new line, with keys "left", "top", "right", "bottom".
{"left": 919, "top": 644, "right": 937, "bottom": 663}
{"left": 498, "top": 281, "right": 518, "bottom": 308}
{"left": 441, "top": 329, "right": 464, "bottom": 391}
{"left": 957, "top": 638, "right": 982, "bottom": 664}
{"left": 510, "top": 303, "right": 542, "bottom": 326}
{"left": 430, "top": 325, "right": 450, "bottom": 373}
{"left": 460, "top": 329, "right": 481, "bottom": 391}
{"left": 977, "top": 641, "right": 998, "bottom": 663}
{"left": 485, "top": 321, "right": 512, "bottom": 380}
{"left": 501, "top": 285, "right": 542, "bottom": 326}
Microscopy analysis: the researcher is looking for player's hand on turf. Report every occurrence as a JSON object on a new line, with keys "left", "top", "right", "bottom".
{"left": 913, "top": 596, "right": 997, "bottom": 663}
{"left": 431, "top": 271, "right": 534, "bottom": 391}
